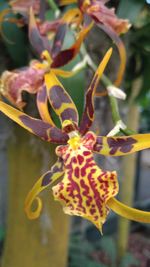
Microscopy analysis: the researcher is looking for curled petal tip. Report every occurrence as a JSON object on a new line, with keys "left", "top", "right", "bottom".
{"left": 25, "top": 196, "right": 42, "bottom": 220}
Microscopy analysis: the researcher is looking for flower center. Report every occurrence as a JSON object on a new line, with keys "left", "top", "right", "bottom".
{"left": 68, "top": 135, "right": 81, "bottom": 150}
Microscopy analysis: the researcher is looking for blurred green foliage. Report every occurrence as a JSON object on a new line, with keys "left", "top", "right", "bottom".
{"left": 68, "top": 234, "right": 139, "bottom": 267}
{"left": 0, "top": 1, "right": 28, "bottom": 67}
{"left": 117, "top": 0, "right": 150, "bottom": 131}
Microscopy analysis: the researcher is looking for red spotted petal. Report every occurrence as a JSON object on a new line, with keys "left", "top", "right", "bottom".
{"left": 53, "top": 131, "right": 119, "bottom": 231}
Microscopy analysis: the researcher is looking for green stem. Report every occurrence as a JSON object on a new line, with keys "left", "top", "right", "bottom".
{"left": 47, "top": 0, "right": 60, "bottom": 12}
{"left": 109, "top": 95, "right": 121, "bottom": 122}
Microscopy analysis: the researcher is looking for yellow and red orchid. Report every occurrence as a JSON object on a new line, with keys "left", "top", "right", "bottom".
{"left": 0, "top": 48, "right": 150, "bottom": 233}
{"left": 5, "top": 1, "right": 129, "bottom": 86}
{"left": 8, "top": 0, "right": 84, "bottom": 52}
{"left": 58, "top": 0, "right": 131, "bottom": 86}
{"left": 0, "top": 7, "right": 92, "bottom": 116}
{"left": 4, "top": 1, "right": 88, "bottom": 60}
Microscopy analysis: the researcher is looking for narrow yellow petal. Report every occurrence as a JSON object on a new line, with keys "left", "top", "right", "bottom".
{"left": 52, "top": 68, "right": 78, "bottom": 78}
{"left": 25, "top": 159, "right": 64, "bottom": 219}
{"left": 44, "top": 72, "right": 79, "bottom": 125}
{"left": 107, "top": 197, "right": 150, "bottom": 223}
{"left": 59, "top": 0, "right": 77, "bottom": 6}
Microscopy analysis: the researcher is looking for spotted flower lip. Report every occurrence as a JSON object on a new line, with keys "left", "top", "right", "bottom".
{"left": 0, "top": 48, "right": 150, "bottom": 232}
{"left": 53, "top": 131, "right": 119, "bottom": 231}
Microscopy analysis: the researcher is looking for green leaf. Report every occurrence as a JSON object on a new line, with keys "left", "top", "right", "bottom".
{"left": 136, "top": 55, "right": 150, "bottom": 101}
{"left": 119, "top": 252, "right": 139, "bottom": 267}
{"left": 0, "top": 0, "right": 8, "bottom": 9}
{"left": 0, "top": 227, "right": 5, "bottom": 241}
{"left": 117, "top": 0, "right": 145, "bottom": 24}
{"left": 2, "top": 21, "right": 28, "bottom": 67}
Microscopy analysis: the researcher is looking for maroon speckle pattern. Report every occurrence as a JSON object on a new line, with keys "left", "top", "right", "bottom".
{"left": 53, "top": 131, "right": 119, "bottom": 229}
{"left": 107, "top": 137, "right": 137, "bottom": 155}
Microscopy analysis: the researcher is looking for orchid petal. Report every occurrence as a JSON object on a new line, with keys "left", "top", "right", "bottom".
{"left": 51, "top": 21, "right": 93, "bottom": 68}
{"left": 44, "top": 72, "right": 79, "bottom": 126}
{"left": 36, "top": 85, "right": 55, "bottom": 125}
{"left": 25, "top": 158, "right": 64, "bottom": 219}
{"left": 62, "top": 8, "right": 82, "bottom": 25}
{"left": 0, "top": 62, "right": 45, "bottom": 109}
{"left": 29, "top": 7, "right": 51, "bottom": 55}
{"left": 51, "top": 23, "right": 67, "bottom": 58}
{"left": 79, "top": 48, "right": 112, "bottom": 135}
{"left": 108, "top": 198, "right": 150, "bottom": 223}
{"left": 51, "top": 8, "right": 82, "bottom": 57}
{"left": 58, "top": 0, "right": 77, "bottom": 5}
{"left": 52, "top": 68, "right": 79, "bottom": 78}
{"left": 10, "top": 0, "right": 40, "bottom": 16}
{"left": 99, "top": 24, "right": 126, "bottom": 86}
{"left": 93, "top": 134, "right": 150, "bottom": 156}
{"left": 0, "top": 101, "right": 68, "bottom": 143}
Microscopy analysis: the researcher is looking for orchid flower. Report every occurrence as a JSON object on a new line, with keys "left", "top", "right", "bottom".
{"left": 0, "top": 48, "right": 150, "bottom": 233}
{"left": 9, "top": 0, "right": 40, "bottom": 16}
{"left": 0, "top": 7, "right": 92, "bottom": 122}
{"left": 58, "top": 0, "right": 131, "bottom": 86}
{"left": 8, "top": 1, "right": 85, "bottom": 58}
